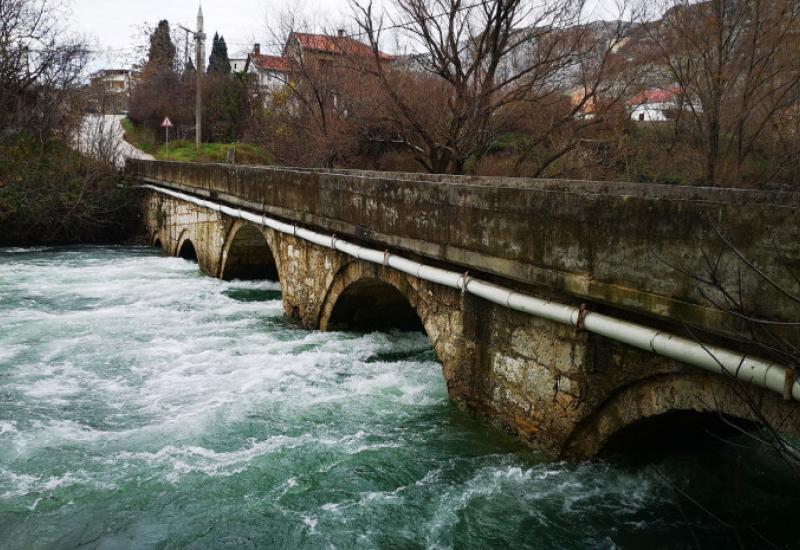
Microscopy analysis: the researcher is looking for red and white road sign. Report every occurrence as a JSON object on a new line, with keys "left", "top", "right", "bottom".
{"left": 160, "top": 117, "right": 174, "bottom": 128}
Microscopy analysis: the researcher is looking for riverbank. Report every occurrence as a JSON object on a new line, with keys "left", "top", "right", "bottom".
{"left": 121, "top": 118, "right": 273, "bottom": 164}
{"left": 0, "top": 135, "right": 142, "bottom": 246}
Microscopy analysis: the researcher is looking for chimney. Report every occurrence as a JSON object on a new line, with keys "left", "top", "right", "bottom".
{"left": 337, "top": 29, "right": 345, "bottom": 37}
{"left": 254, "top": 43, "right": 261, "bottom": 56}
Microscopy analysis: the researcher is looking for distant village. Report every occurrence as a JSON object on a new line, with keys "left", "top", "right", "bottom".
{"left": 81, "top": 0, "right": 798, "bottom": 188}
{"left": 88, "top": 23, "right": 691, "bottom": 125}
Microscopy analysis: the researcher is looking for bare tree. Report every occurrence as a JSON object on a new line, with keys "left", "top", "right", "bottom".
{"left": 662, "top": 222, "right": 800, "bottom": 471}
{"left": 74, "top": 113, "right": 126, "bottom": 168}
{"left": 128, "top": 20, "right": 189, "bottom": 142}
{"left": 353, "top": 0, "right": 630, "bottom": 174}
{"left": 0, "top": 0, "right": 89, "bottom": 142}
{"left": 255, "top": 13, "right": 376, "bottom": 167}
{"left": 0, "top": 1, "right": 140, "bottom": 245}
{"left": 647, "top": 0, "right": 800, "bottom": 187}
{"left": 509, "top": 13, "right": 643, "bottom": 177}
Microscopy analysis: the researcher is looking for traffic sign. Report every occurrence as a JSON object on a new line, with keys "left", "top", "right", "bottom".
{"left": 161, "top": 117, "right": 174, "bottom": 155}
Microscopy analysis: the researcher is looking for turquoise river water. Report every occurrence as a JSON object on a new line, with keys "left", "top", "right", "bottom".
{"left": 0, "top": 247, "right": 798, "bottom": 549}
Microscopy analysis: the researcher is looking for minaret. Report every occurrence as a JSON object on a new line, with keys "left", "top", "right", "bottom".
{"left": 196, "top": 4, "right": 205, "bottom": 72}
{"left": 195, "top": 3, "right": 205, "bottom": 149}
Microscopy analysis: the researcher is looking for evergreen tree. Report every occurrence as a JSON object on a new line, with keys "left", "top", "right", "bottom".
{"left": 181, "top": 58, "right": 196, "bottom": 87}
{"left": 208, "top": 33, "right": 231, "bottom": 75}
{"left": 147, "top": 20, "right": 176, "bottom": 72}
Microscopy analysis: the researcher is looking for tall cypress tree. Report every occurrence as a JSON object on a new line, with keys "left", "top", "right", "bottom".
{"left": 208, "top": 33, "right": 231, "bottom": 75}
{"left": 147, "top": 20, "right": 176, "bottom": 72}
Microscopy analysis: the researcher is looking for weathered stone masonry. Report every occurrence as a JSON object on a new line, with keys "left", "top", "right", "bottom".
{"left": 139, "top": 162, "right": 800, "bottom": 458}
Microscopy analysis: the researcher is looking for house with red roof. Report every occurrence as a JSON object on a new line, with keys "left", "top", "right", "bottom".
{"left": 628, "top": 86, "right": 687, "bottom": 122}
{"left": 283, "top": 30, "right": 391, "bottom": 62}
{"left": 240, "top": 31, "right": 391, "bottom": 95}
{"left": 242, "top": 44, "right": 291, "bottom": 94}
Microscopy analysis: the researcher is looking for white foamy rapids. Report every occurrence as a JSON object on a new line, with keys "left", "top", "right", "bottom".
{"left": 0, "top": 247, "right": 50, "bottom": 254}
{"left": 0, "top": 421, "right": 18, "bottom": 436}
{"left": 0, "top": 468, "right": 115, "bottom": 499}
{"left": 0, "top": 345, "right": 24, "bottom": 364}
{"left": 0, "top": 247, "right": 446, "bottom": 495}
{"left": 11, "top": 247, "right": 665, "bottom": 548}
{"left": 421, "top": 460, "right": 661, "bottom": 548}
{"left": 108, "top": 434, "right": 316, "bottom": 482}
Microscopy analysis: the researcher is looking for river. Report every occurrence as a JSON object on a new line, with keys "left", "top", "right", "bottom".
{"left": 0, "top": 247, "right": 797, "bottom": 549}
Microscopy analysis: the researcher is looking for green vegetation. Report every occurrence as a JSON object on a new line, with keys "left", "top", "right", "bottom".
{"left": 208, "top": 33, "right": 232, "bottom": 75}
{"left": 153, "top": 140, "right": 272, "bottom": 164}
{"left": 121, "top": 117, "right": 156, "bottom": 151}
{"left": 0, "top": 136, "right": 140, "bottom": 245}
{"left": 122, "top": 118, "right": 273, "bottom": 164}
{"left": 0, "top": 0, "right": 140, "bottom": 246}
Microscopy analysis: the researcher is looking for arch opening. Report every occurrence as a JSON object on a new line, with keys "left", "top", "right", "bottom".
{"left": 557, "top": 374, "right": 797, "bottom": 462}
{"left": 153, "top": 238, "right": 162, "bottom": 249}
{"left": 599, "top": 410, "right": 759, "bottom": 462}
{"left": 221, "top": 224, "right": 278, "bottom": 281}
{"left": 327, "top": 278, "right": 425, "bottom": 333}
{"left": 178, "top": 240, "right": 198, "bottom": 262}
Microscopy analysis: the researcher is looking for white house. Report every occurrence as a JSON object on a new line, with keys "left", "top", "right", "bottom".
{"left": 90, "top": 69, "right": 132, "bottom": 94}
{"left": 628, "top": 88, "right": 683, "bottom": 122}
{"left": 230, "top": 58, "right": 248, "bottom": 73}
{"left": 88, "top": 69, "right": 132, "bottom": 113}
{"left": 242, "top": 44, "right": 289, "bottom": 94}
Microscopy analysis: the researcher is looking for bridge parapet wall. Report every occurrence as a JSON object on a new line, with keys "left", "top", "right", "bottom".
{"left": 129, "top": 160, "right": 800, "bottom": 338}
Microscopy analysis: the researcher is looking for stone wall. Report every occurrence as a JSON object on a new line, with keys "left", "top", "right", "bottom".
{"left": 145, "top": 191, "right": 230, "bottom": 277}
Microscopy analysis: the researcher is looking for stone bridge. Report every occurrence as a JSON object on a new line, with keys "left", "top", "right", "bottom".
{"left": 128, "top": 160, "right": 800, "bottom": 459}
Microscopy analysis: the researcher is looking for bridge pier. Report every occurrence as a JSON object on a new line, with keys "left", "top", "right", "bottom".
{"left": 142, "top": 183, "right": 800, "bottom": 459}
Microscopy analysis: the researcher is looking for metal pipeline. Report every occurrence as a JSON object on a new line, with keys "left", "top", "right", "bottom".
{"left": 141, "top": 183, "right": 800, "bottom": 401}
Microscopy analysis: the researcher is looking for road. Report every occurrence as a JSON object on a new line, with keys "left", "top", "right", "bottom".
{"left": 76, "top": 114, "right": 154, "bottom": 168}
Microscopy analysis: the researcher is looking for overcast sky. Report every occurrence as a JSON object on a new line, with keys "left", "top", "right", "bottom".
{"left": 69, "top": 0, "right": 353, "bottom": 68}
{"left": 68, "top": 0, "right": 624, "bottom": 69}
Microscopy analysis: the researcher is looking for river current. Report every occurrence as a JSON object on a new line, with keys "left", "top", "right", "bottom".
{"left": 0, "top": 247, "right": 797, "bottom": 549}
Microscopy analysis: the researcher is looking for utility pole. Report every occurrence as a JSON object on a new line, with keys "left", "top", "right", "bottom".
{"left": 195, "top": 4, "right": 205, "bottom": 150}
{"left": 180, "top": 4, "right": 206, "bottom": 150}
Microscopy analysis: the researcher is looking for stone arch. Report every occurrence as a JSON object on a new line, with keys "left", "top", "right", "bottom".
{"left": 151, "top": 232, "right": 163, "bottom": 250}
{"left": 561, "top": 373, "right": 800, "bottom": 460}
{"left": 218, "top": 221, "right": 281, "bottom": 282}
{"left": 317, "top": 261, "right": 478, "bottom": 410}
{"left": 319, "top": 261, "right": 430, "bottom": 335}
{"left": 325, "top": 278, "right": 425, "bottom": 332}
{"left": 175, "top": 230, "right": 198, "bottom": 262}
{"left": 174, "top": 229, "right": 190, "bottom": 256}
{"left": 178, "top": 240, "right": 198, "bottom": 262}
